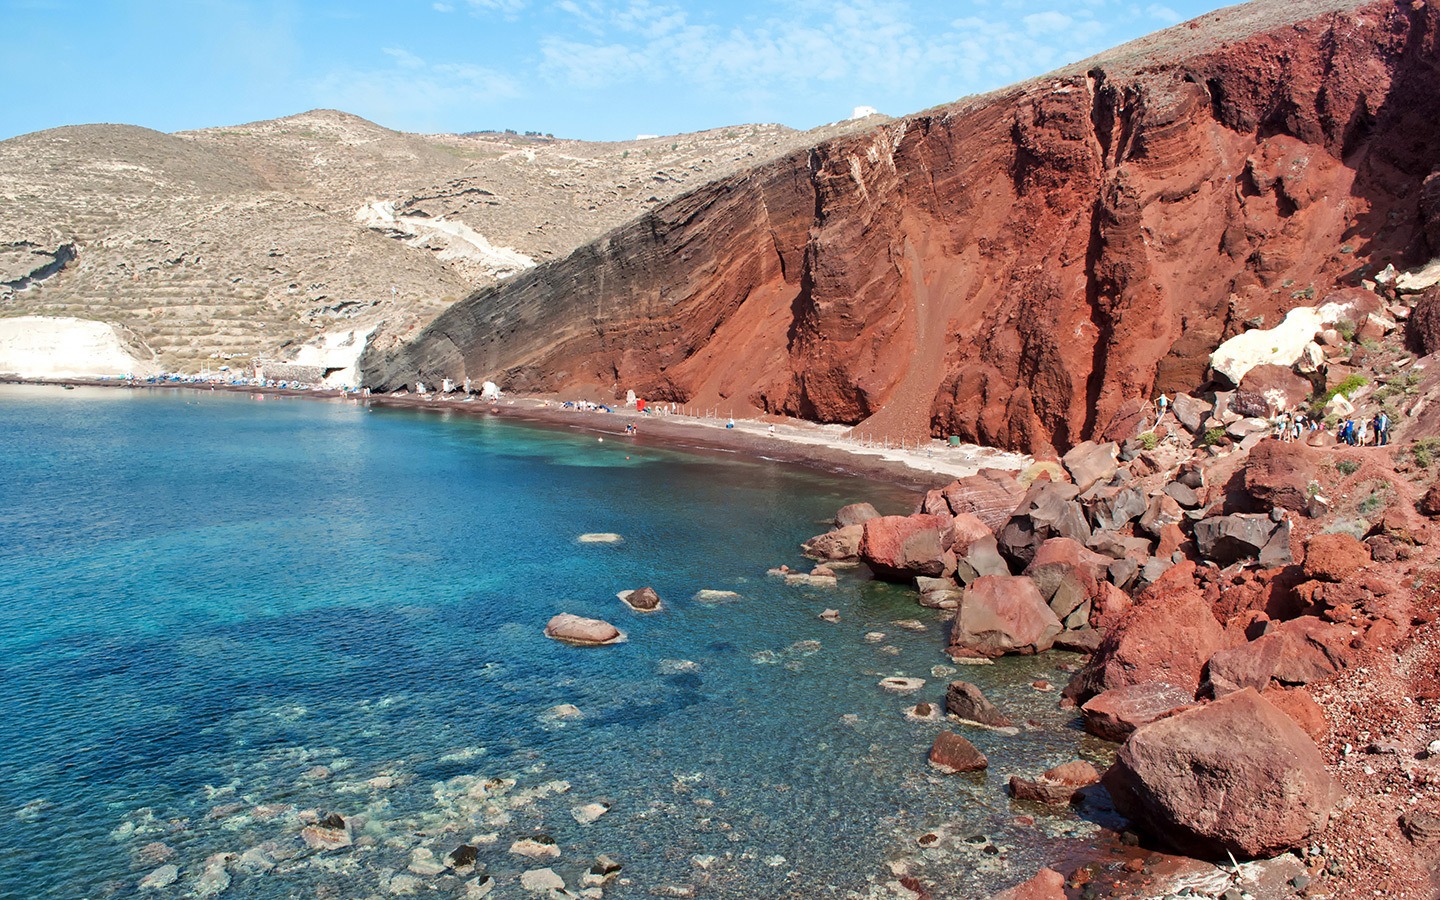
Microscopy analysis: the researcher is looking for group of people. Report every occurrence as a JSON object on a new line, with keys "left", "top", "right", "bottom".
{"left": 1272, "top": 411, "right": 1320, "bottom": 442}
{"left": 1337, "top": 412, "right": 1391, "bottom": 446}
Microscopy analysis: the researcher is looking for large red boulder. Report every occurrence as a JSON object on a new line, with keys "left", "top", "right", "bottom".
{"left": 1302, "top": 533, "right": 1369, "bottom": 582}
{"left": 860, "top": 514, "right": 950, "bottom": 581}
{"left": 1081, "top": 682, "right": 1195, "bottom": 743}
{"left": 1234, "top": 364, "right": 1314, "bottom": 417}
{"left": 1103, "top": 688, "right": 1337, "bottom": 859}
{"left": 940, "top": 469, "right": 1026, "bottom": 534}
{"left": 1407, "top": 285, "right": 1440, "bottom": 355}
{"left": 1024, "top": 538, "right": 1107, "bottom": 625}
{"left": 1205, "top": 616, "right": 1352, "bottom": 696}
{"left": 948, "top": 575, "right": 1062, "bottom": 658}
{"left": 1244, "top": 439, "right": 1322, "bottom": 512}
{"left": 1061, "top": 440, "right": 1119, "bottom": 492}
{"left": 1065, "top": 568, "right": 1226, "bottom": 703}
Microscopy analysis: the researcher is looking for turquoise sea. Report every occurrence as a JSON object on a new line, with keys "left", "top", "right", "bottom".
{"left": 0, "top": 384, "right": 1104, "bottom": 898}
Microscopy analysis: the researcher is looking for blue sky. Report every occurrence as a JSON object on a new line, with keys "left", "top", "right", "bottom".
{"left": 1, "top": 0, "right": 1232, "bottom": 141}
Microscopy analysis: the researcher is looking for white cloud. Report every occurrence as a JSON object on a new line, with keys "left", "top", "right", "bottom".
{"left": 1147, "top": 4, "right": 1183, "bottom": 23}
{"left": 383, "top": 47, "right": 426, "bottom": 69}
{"left": 1022, "top": 11, "right": 1073, "bottom": 35}
{"left": 311, "top": 49, "right": 521, "bottom": 131}
{"left": 533, "top": 0, "right": 1124, "bottom": 108}
{"left": 464, "top": 0, "right": 528, "bottom": 14}
{"left": 432, "top": 2, "right": 455, "bottom": 11}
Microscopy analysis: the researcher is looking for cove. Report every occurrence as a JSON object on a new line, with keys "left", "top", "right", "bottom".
{"left": 0, "top": 384, "right": 1105, "bottom": 898}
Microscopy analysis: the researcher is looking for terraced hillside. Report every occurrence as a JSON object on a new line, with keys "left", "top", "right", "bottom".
{"left": 0, "top": 109, "right": 880, "bottom": 372}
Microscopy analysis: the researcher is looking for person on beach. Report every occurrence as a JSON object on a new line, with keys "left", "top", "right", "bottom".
{"left": 726, "top": 418, "right": 735, "bottom": 429}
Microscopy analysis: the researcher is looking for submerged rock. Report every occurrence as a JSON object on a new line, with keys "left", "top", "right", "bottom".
{"left": 1008, "top": 760, "right": 1100, "bottom": 805}
{"left": 544, "top": 613, "right": 625, "bottom": 646}
{"left": 577, "top": 532, "right": 623, "bottom": 543}
{"left": 572, "top": 802, "right": 610, "bottom": 824}
{"left": 879, "top": 676, "right": 925, "bottom": 694}
{"left": 139, "top": 864, "right": 180, "bottom": 890}
{"left": 945, "top": 681, "right": 1013, "bottom": 728}
{"left": 511, "top": 836, "right": 561, "bottom": 860}
{"left": 300, "top": 812, "right": 353, "bottom": 850}
{"left": 521, "top": 867, "right": 566, "bottom": 892}
{"left": 929, "top": 732, "right": 989, "bottom": 773}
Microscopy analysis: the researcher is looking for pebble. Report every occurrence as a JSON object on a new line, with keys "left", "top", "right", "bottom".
{"left": 577, "top": 533, "right": 623, "bottom": 543}
{"left": 389, "top": 873, "right": 423, "bottom": 895}
{"left": 693, "top": 589, "right": 741, "bottom": 603}
{"left": 820, "top": 608, "right": 841, "bottom": 622}
{"left": 864, "top": 632, "right": 887, "bottom": 642}
{"left": 1428, "top": 739, "right": 1440, "bottom": 758}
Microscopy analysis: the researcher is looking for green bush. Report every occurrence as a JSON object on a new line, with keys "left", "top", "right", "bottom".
{"left": 1335, "top": 459, "right": 1360, "bottom": 477}
{"left": 1359, "top": 490, "right": 1388, "bottom": 516}
{"left": 1320, "top": 374, "right": 1369, "bottom": 405}
{"left": 1335, "top": 321, "right": 1357, "bottom": 342}
{"left": 1202, "top": 427, "right": 1227, "bottom": 447}
{"left": 1412, "top": 437, "right": 1440, "bottom": 469}
{"left": 1139, "top": 431, "right": 1159, "bottom": 450}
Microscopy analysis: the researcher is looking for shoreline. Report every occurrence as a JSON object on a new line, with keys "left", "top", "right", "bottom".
{"left": 2, "top": 377, "right": 1031, "bottom": 494}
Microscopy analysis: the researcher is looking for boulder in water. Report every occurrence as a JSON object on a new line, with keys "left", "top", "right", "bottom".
{"left": 544, "top": 614, "right": 625, "bottom": 646}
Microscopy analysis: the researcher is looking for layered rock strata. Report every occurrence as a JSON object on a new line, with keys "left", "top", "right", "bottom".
{"left": 367, "top": 0, "right": 1440, "bottom": 455}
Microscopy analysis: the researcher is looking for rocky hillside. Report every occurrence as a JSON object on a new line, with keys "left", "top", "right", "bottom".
{"left": 366, "top": 0, "right": 1440, "bottom": 457}
{"left": 0, "top": 109, "right": 878, "bottom": 372}
{"left": 793, "top": 269, "right": 1440, "bottom": 896}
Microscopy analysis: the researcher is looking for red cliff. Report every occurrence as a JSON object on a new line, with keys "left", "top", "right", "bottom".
{"left": 364, "top": 0, "right": 1440, "bottom": 455}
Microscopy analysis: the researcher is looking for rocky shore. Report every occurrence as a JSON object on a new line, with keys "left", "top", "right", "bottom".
{"left": 790, "top": 273, "right": 1440, "bottom": 898}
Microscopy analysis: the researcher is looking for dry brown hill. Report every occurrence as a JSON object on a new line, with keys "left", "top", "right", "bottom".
{"left": 0, "top": 108, "right": 881, "bottom": 372}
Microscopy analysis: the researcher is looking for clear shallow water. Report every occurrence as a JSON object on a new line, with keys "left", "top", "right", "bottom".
{"left": 0, "top": 385, "right": 1103, "bottom": 898}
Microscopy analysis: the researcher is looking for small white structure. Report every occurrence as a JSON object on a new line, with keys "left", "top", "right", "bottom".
{"left": 480, "top": 380, "right": 501, "bottom": 400}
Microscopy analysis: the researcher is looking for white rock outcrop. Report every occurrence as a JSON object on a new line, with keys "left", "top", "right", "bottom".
{"left": 1211, "top": 298, "right": 1375, "bottom": 385}
{"left": 0, "top": 316, "right": 160, "bottom": 379}
{"left": 290, "top": 326, "right": 376, "bottom": 389}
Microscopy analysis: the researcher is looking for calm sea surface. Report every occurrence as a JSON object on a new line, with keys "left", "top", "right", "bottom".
{"left": 0, "top": 384, "right": 1103, "bottom": 898}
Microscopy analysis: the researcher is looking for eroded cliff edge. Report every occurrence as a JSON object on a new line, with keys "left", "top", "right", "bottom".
{"left": 364, "top": 0, "right": 1440, "bottom": 456}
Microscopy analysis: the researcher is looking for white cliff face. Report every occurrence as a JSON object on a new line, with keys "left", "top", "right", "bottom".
{"left": 357, "top": 201, "right": 536, "bottom": 282}
{"left": 290, "top": 326, "right": 376, "bottom": 388}
{"left": 0, "top": 316, "right": 160, "bottom": 379}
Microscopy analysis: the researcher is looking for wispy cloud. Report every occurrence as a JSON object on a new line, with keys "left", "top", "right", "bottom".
{"left": 311, "top": 49, "right": 521, "bottom": 131}
{"left": 535, "top": 0, "right": 1122, "bottom": 108}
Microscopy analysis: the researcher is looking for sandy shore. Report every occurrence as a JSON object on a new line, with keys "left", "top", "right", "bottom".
{"left": 5, "top": 378, "right": 1031, "bottom": 492}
